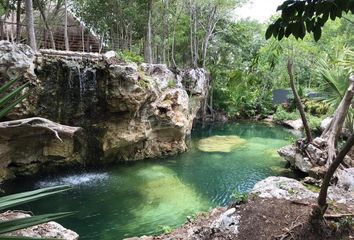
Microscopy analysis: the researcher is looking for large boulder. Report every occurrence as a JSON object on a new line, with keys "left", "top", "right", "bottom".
{"left": 0, "top": 211, "right": 79, "bottom": 240}
{"left": 278, "top": 145, "right": 314, "bottom": 173}
{"left": 251, "top": 176, "right": 354, "bottom": 205}
{"left": 0, "top": 117, "right": 85, "bottom": 181}
{"left": 251, "top": 176, "right": 317, "bottom": 201}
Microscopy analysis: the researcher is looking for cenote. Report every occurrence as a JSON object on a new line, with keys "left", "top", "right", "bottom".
{"left": 2, "top": 122, "right": 297, "bottom": 240}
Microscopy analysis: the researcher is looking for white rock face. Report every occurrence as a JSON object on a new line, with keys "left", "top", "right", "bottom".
{"left": 284, "top": 119, "right": 303, "bottom": 130}
{"left": 0, "top": 40, "right": 36, "bottom": 81}
{"left": 320, "top": 117, "right": 332, "bottom": 132}
{"left": 103, "top": 50, "right": 116, "bottom": 59}
{"left": 278, "top": 145, "right": 313, "bottom": 173}
{"left": 0, "top": 211, "right": 79, "bottom": 240}
{"left": 251, "top": 176, "right": 317, "bottom": 201}
{"left": 211, "top": 208, "right": 240, "bottom": 235}
{"left": 252, "top": 176, "right": 354, "bottom": 205}
{"left": 337, "top": 168, "right": 354, "bottom": 191}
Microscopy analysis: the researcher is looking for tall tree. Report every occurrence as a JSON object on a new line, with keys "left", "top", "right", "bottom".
{"left": 16, "top": 0, "right": 22, "bottom": 43}
{"left": 64, "top": 0, "right": 69, "bottom": 51}
{"left": 287, "top": 59, "right": 313, "bottom": 142}
{"left": 144, "top": 0, "right": 153, "bottom": 64}
{"left": 25, "top": 0, "right": 37, "bottom": 50}
{"left": 268, "top": 0, "right": 354, "bottom": 222}
{"left": 35, "top": 0, "right": 56, "bottom": 49}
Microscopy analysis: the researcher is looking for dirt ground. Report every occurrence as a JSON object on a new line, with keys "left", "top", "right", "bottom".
{"left": 132, "top": 197, "right": 354, "bottom": 240}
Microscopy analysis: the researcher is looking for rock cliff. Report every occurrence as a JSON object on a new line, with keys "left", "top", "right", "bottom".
{"left": 0, "top": 41, "right": 209, "bottom": 180}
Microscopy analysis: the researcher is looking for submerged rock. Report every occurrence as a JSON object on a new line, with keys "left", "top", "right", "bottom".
{"left": 197, "top": 135, "right": 246, "bottom": 153}
{"left": 0, "top": 211, "right": 79, "bottom": 240}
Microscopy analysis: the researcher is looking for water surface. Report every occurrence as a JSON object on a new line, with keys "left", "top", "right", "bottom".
{"left": 3, "top": 122, "right": 295, "bottom": 240}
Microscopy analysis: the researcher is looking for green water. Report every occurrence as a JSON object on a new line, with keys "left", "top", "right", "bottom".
{"left": 2, "top": 122, "right": 296, "bottom": 240}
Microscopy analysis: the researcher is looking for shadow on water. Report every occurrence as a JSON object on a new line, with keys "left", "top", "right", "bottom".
{"left": 2, "top": 122, "right": 298, "bottom": 240}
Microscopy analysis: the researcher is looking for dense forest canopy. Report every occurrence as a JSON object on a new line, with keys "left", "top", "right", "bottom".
{"left": 0, "top": 0, "right": 353, "bottom": 120}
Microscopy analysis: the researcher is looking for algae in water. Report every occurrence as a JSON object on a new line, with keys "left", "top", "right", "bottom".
{"left": 197, "top": 135, "right": 247, "bottom": 153}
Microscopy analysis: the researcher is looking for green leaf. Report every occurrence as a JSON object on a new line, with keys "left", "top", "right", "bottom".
{"left": 285, "top": 25, "right": 292, "bottom": 37}
{"left": 0, "top": 186, "right": 71, "bottom": 211}
{"left": 278, "top": 27, "right": 285, "bottom": 40}
{"left": 265, "top": 24, "right": 273, "bottom": 40}
{"left": 313, "top": 25, "right": 322, "bottom": 41}
{"left": 0, "top": 82, "right": 30, "bottom": 109}
{"left": 0, "top": 93, "right": 30, "bottom": 119}
{"left": 0, "top": 78, "right": 21, "bottom": 95}
{"left": 305, "top": 19, "right": 314, "bottom": 32}
{"left": 0, "top": 212, "right": 74, "bottom": 234}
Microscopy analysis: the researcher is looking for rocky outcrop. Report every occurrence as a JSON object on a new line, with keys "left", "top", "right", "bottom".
{"left": 0, "top": 118, "right": 84, "bottom": 181}
{"left": 251, "top": 176, "right": 354, "bottom": 205}
{"left": 278, "top": 140, "right": 354, "bottom": 179}
{"left": 0, "top": 41, "right": 209, "bottom": 179}
{"left": 283, "top": 119, "right": 303, "bottom": 131}
{"left": 0, "top": 211, "right": 79, "bottom": 240}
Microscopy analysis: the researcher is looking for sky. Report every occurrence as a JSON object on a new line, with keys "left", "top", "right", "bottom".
{"left": 234, "top": 0, "right": 284, "bottom": 22}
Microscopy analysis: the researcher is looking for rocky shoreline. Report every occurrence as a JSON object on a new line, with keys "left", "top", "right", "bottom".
{"left": 127, "top": 176, "right": 354, "bottom": 240}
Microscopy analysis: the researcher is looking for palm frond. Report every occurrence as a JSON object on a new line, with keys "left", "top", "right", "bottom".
{"left": 0, "top": 212, "right": 74, "bottom": 234}
{"left": 0, "top": 185, "right": 71, "bottom": 211}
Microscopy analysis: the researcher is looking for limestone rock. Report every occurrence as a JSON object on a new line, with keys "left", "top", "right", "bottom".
{"left": 337, "top": 168, "right": 354, "bottom": 191}
{"left": 0, "top": 41, "right": 209, "bottom": 178}
{"left": 283, "top": 119, "right": 303, "bottom": 130}
{"left": 251, "top": 176, "right": 317, "bottom": 201}
{"left": 252, "top": 176, "right": 354, "bottom": 205}
{"left": 0, "top": 118, "right": 84, "bottom": 180}
{"left": 0, "top": 40, "right": 36, "bottom": 81}
{"left": 320, "top": 117, "right": 332, "bottom": 132}
{"left": 0, "top": 211, "right": 79, "bottom": 240}
{"left": 211, "top": 208, "right": 240, "bottom": 235}
{"left": 278, "top": 145, "right": 313, "bottom": 173}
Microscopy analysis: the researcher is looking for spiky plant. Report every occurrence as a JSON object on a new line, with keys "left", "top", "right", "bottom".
{"left": 0, "top": 79, "right": 74, "bottom": 239}
{"left": 315, "top": 46, "right": 354, "bottom": 133}
{"left": 0, "top": 185, "right": 74, "bottom": 239}
{"left": 0, "top": 77, "right": 30, "bottom": 119}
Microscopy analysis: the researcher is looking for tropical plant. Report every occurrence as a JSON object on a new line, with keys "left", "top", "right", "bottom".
{"left": 315, "top": 46, "right": 354, "bottom": 132}
{"left": 0, "top": 185, "right": 73, "bottom": 239}
{"left": 0, "top": 78, "right": 30, "bottom": 119}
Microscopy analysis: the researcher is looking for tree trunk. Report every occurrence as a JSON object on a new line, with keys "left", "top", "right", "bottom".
{"left": 162, "top": 0, "right": 168, "bottom": 64}
{"left": 64, "top": 0, "right": 69, "bottom": 51}
{"left": 321, "top": 75, "right": 354, "bottom": 165}
{"left": 36, "top": 0, "right": 55, "bottom": 49}
{"left": 16, "top": 0, "right": 22, "bottom": 43}
{"left": 0, "top": 19, "right": 4, "bottom": 40}
{"left": 25, "top": 0, "right": 37, "bottom": 50}
{"left": 144, "top": 0, "right": 153, "bottom": 64}
{"left": 189, "top": 0, "right": 195, "bottom": 67}
{"left": 312, "top": 134, "right": 354, "bottom": 222}
{"left": 287, "top": 59, "right": 313, "bottom": 143}
{"left": 193, "top": 5, "right": 198, "bottom": 67}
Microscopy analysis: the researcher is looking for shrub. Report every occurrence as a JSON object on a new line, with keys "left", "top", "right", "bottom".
{"left": 231, "top": 190, "right": 248, "bottom": 204}
{"left": 116, "top": 51, "right": 143, "bottom": 64}
{"left": 273, "top": 106, "right": 299, "bottom": 122}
